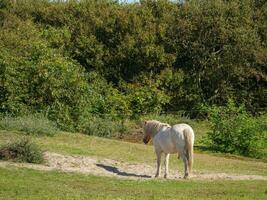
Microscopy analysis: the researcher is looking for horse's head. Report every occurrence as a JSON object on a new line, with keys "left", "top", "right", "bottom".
{"left": 143, "top": 121, "right": 151, "bottom": 144}
{"left": 143, "top": 120, "right": 171, "bottom": 144}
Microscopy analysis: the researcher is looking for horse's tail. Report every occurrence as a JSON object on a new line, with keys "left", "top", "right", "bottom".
{"left": 183, "top": 128, "right": 194, "bottom": 174}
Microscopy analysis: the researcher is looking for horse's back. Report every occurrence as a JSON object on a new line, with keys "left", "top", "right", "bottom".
{"left": 172, "top": 124, "right": 194, "bottom": 138}
{"left": 172, "top": 123, "right": 193, "bottom": 132}
{"left": 153, "top": 123, "right": 194, "bottom": 154}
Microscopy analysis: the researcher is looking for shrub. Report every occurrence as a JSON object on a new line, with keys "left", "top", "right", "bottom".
{"left": 206, "top": 100, "right": 266, "bottom": 158}
{"left": 0, "top": 19, "right": 92, "bottom": 132}
{"left": 124, "top": 83, "right": 170, "bottom": 117}
{"left": 0, "top": 137, "right": 44, "bottom": 164}
{"left": 86, "top": 72, "right": 131, "bottom": 120}
{"left": 77, "top": 116, "right": 118, "bottom": 137}
{"left": 0, "top": 114, "right": 59, "bottom": 136}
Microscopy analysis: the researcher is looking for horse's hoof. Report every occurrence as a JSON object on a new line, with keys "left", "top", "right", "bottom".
{"left": 183, "top": 175, "right": 190, "bottom": 179}
{"left": 164, "top": 174, "right": 168, "bottom": 179}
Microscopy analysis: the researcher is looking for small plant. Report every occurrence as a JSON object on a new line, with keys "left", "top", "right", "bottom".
{"left": 0, "top": 114, "right": 59, "bottom": 136}
{"left": 206, "top": 100, "right": 266, "bottom": 158}
{"left": 0, "top": 137, "right": 44, "bottom": 164}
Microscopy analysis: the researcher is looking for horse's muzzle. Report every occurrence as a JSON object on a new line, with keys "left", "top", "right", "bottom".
{"left": 143, "top": 138, "right": 148, "bottom": 144}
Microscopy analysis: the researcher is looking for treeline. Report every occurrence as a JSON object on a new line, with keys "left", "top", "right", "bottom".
{"left": 0, "top": 0, "right": 266, "bottom": 130}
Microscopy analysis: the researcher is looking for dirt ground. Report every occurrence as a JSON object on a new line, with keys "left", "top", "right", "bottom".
{"left": 0, "top": 152, "right": 266, "bottom": 181}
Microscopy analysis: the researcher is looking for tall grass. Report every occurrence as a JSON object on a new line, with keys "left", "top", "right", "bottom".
{"left": 77, "top": 116, "right": 129, "bottom": 137}
{"left": 0, "top": 114, "right": 59, "bottom": 136}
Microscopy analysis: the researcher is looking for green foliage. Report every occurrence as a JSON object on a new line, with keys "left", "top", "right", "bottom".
{"left": 0, "top": 114, "right": 59, "bottom": 136}
{"left": 125, "top": 83, "right": 170, "bottom": 116}
{"left": 86, "top": 72, "right": 131, "bottom": 119}
{"left": 206, "top": 100, "right": 266, "bottom": 158}
{"left": 0, "top": 0, "right": 266, "bottom": 134}
{"left": 156, "top": 68, "right": 185, "bottom": 111}
{"left": 0, "top": 0, "right": 11, "bottom": 9}
{"left": 42, "top": 26, "right": 72, "bottom": 53}
{"left": 0, "top": 137, "right": 44, "bottom": 163}
{"left": 168, "top": 0, "right": 266, "bottom": 112}
{"left": 0, "top": 17, "right": 95, "bottom": 131}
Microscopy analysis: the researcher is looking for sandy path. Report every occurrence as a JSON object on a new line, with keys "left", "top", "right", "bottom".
{"left": 0, "top": 152, "right": 266, "bottom": 181}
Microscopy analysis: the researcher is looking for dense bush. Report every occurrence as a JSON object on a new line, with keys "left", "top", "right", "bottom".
{"left": 206, "top": 100, "right": 266, "bottom": 158}
{"left": 124, "top": 83, "right": 169, "bottom": 116}
{"left": 86, "top": 72, "right": 131, "bottom": 119}
{"left": 0, "top": 137, "right": 44, "bottom": 163}
{"left": 0, "top": 0, "right": 266, "bottom": 133}
{"left": 0, "top": 114, "right": 59, "bottom": 136}
{"left": 0, "top": 17, "right": 92, "bottom": 131}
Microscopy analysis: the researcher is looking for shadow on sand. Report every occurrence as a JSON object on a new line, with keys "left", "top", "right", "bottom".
{"left": 96, "top": 163, "right": 151, "bottom": 178}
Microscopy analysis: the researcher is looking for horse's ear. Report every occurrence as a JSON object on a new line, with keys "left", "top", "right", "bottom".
{"left": 144, "top": 121, "right": 147, "bottom": 125}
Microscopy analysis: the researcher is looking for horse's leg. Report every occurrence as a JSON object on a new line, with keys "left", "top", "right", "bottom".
{"left": 164, "top": 153, "right": 170, "bottom": 179}
{"left": 155, "top": 150, "right": 162, "bottom": 178}
{"left": 181, "top": 153, "right": 189, "bottom": 179}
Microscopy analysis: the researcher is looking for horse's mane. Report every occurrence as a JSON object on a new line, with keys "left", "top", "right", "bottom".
{"left": 144, "top": 120, "right": 171, "bottom": 136}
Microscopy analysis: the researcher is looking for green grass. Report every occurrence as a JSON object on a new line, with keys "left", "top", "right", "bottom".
{"left": 0, "top": 130, "right": 266, "bottom": 176}
{"left": 0, "top": 129, "right": 267, "bottom": 200}
{"left": 0, "top": 167, "right": 266, "bottom": 200}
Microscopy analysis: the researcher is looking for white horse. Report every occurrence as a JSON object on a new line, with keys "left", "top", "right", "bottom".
{"left": 143, "top": 120, "right": 194, "bottom": 179}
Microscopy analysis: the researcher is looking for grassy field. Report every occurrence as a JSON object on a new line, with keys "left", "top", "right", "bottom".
{"left": 0, "top": 130, "right": 266, "bottom": 176}
{"left": 0, "top": 130, "right": 267, "bottom": 199}
{"left": 0, "top": 167, "right": 266, "bottom": 200}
